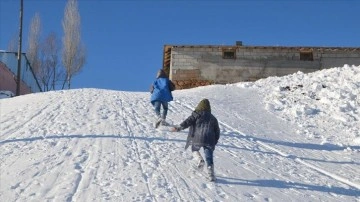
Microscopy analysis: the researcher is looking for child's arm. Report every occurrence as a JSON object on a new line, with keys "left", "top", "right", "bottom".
{"left": 169, "top": 112, "right": 198, "bottom": 132}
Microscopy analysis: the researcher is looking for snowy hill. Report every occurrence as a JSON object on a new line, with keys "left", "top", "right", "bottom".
{"left": 0, "top": 65, "right": 359, "bottom": 201}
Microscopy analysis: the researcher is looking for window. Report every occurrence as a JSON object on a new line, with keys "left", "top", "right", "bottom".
{"left": 222, "top": 49, "right": 236, "bottom": 59}
{"left": 300, "top": 51, "right": 313, "bottom": 61}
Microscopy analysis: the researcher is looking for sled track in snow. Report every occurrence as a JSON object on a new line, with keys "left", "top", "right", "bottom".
{"left": 123, "top": 94, "right": 227, "bottom": 201}
{"left": 115, "top": 93, "right": 158, "bottom": 202}
{"left": 175, "top": 100, "right": 360, "bottom": 191}
{"left": 116, "top": 92, "right": 217, "bottom": 201}
{"left": 219, "top": 121, "right": 360, "bottom": 190}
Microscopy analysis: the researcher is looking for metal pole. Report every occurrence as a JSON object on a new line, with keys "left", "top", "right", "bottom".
{"left": 16, "top": 0, "right": 23, "bottom": 96}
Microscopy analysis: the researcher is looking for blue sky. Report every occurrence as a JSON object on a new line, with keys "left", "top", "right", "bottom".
{"left": 1, "top": 0, "right": 359, "bottom": 92}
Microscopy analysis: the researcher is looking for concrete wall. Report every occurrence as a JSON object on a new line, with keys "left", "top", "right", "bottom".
{"left": 317, "top": 49, "right": 360, "bottom": 68}
{"left": 168, "top": 46, "right": 360, "bottom": 89}
{"left": 0, "top": 62, "right": 31, "bottom": 95}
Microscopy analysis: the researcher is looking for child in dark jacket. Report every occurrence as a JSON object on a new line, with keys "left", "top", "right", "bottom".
{"left": 170, "top": 99, "right": 220, "bottom": 181}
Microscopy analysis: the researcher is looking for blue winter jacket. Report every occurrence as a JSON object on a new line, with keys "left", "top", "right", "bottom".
{"left": 150, "top": 77, "right": 174, "bottom": 104}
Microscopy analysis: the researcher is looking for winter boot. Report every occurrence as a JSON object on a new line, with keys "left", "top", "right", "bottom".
{"left": 192, "top": 151, "right": 205, "bottom": 170}
{"left": 207, "top": 165, "right": 216, "bottom": 182}
{"left": 154, "top": 117, "right": 162, "bottom": 128}
{"left": 161, "top": 118, "right": 168, "bottom": 126}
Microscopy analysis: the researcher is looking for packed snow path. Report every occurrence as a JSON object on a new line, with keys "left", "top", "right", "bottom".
{"left": 1, "top": 87, "right": 359, "bottom": 201}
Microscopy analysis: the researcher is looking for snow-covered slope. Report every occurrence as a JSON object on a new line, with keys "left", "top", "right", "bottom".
{"left": 0, "top": 65, "right": 359, "bottom": 201}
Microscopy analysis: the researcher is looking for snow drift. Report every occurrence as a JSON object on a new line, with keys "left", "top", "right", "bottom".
{"left": 0, "top": 65, "right": 359, "bottom": 201}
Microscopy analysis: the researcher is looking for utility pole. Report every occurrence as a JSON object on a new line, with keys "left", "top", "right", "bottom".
{"left": 16, "top": 0, "right": 23, "bottom": 96}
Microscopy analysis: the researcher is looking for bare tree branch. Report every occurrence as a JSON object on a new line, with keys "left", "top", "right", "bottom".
{"left": 7, "top": 34, "right": 18, "bottom": 52}
{"left": 39, "top": 32, "right": 66, "bottom": 91}
{"left": 62, "top": 0, "right": 86, "bottom": 89}
{"left": 27, "top": 12, "right": 41, "bottom": 76}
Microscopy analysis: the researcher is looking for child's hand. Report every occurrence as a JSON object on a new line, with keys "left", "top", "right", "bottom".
{"left": 170, "top": 127, "right": 179, "bottom": 132}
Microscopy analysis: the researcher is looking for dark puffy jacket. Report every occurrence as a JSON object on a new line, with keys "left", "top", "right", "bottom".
{"left": 180, "top": 111, "right": 220, "bottom": 150}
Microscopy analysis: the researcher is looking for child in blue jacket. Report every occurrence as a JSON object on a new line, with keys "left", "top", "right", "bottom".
{"left": 150, "top": 69, "right": 175, "bottom": 128}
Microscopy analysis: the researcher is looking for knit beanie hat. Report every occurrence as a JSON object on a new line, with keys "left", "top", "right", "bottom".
{"left": 195, "top": 99, "right": 211, "bottom": 112}
{"left": 156, "top": 69, "right": 167, "bottom": 78}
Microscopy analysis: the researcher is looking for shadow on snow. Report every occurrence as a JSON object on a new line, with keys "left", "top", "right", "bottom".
{"left": 0, "top": 134, "right": 185, "bottom": 144}
{"left": 1, "top": 133, "right": 359, "bottom": 197}
{"left": 222, "top": 131, "right": 360, "bottom": 151}
{"left": 217, "top": 176, "right": 359, "bottom": 197}
{"left": 219, "top": 132, "right": 360, "bottom": 166}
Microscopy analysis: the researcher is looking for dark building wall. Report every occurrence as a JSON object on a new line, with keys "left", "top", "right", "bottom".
{"left": 0, "top": 62, "right": 31, "bottom": 95}
{"left": 0, "top": 51, "right": 41, "bottom": 95}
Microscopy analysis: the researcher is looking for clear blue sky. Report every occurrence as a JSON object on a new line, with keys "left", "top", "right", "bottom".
{"left": 1, "top": 0, "right": 359, "bottom": 92}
